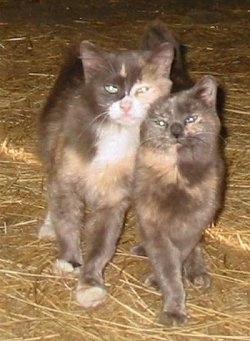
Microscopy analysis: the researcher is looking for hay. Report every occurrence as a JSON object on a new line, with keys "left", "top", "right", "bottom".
{"left": 0, "top": 1, "right": 249, "bottom": 340}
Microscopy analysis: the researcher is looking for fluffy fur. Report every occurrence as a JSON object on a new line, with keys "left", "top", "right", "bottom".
{"left": 38, "top": 40, "right": 174, "bottom": 308}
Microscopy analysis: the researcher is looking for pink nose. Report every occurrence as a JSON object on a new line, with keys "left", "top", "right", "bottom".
{"left": 120, "top": 98, "right": 132, "bottom": 113}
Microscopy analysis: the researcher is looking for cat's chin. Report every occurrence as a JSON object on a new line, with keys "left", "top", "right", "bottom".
{"left": 112, "top": 117, "right": 144, "bottom": 127}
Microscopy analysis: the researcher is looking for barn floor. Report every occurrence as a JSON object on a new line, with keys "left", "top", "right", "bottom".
{"left": 0, "top": 1, "right": 249, "bottom": 340}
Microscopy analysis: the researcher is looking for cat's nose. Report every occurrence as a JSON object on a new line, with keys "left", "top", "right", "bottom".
{"left": 120, "top": 98, "right": 132, "bottom": 113}
{"left": 170, "top": 123, "right": 183, "bottom": 138}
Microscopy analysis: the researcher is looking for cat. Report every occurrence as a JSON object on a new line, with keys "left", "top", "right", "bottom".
{"left": 140, "top": 20, "right": 194, "bottom": 93}
{"left": 133, "top": 75, "right": 225, "bottom": 326}
{"left": 134, "top": 19, "right": 220, "bottom": 291}
{"left": 37, "top": 39, "right": 174, "bottom": 309}
{"left": 134, "top": 20, "right": 207, "bottom": 267}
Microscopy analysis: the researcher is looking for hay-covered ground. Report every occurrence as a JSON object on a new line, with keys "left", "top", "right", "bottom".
{"left": 0, "top": 1, "right": 249, "bottom": 340}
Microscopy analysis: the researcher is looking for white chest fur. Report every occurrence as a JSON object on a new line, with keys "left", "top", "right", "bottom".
{"left": 92, "top": 123, "right": 140, "bottom": 165}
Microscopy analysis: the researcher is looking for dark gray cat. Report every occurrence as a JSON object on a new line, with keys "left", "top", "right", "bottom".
{"left": 140, "top": 19, "right": 194, "bottom": 92}
{"left": 133, "top": 75, "right": 225, "bottom": 325}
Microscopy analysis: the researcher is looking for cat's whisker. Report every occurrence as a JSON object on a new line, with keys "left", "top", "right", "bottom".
{"left": 93, "top": 115, "right": 110, "bottom": 145}
{"left": 186, "top": 135, "right": 207, "bottom": 143}
{"left": 153, "top": 141, "right": 169, "bottom": 152}
{"left": 77, "top": 111, "right": 108, "bottom": 140}
{"left": 97, "top": 114, "right": 109, "bottom": 132}
{"left": 140, "top": 137, "right": 157, "bottom": 146}
{"left": 185, "top": 135, "right": 210, "bottom": 146}
{"left": 141, "top": 136, "right": 170, "bottom": 147}
{"left": 197, "top": 132, "right": 226, "bottom": 143}
{"left": 192, "top": 131, "right": 225, "bottom": 143}
{"left": 77, "top": 113, "right": 109, "bottom": 156}
{"left": 88, "top": 111, "right": 109, "bottom": 128}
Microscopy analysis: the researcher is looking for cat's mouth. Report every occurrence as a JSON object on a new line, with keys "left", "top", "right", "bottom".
{"left": 108, "top": 101, "right": 147, "bottom": 127}
{"left": 170, "top": 137, "right": 184, "bottom": 146}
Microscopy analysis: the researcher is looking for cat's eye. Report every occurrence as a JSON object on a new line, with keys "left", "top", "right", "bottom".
{"left": 104, "top": 84, "right": 119, "bottom": 94}
{"left": 137, "top": 86, "right": 150, "bottom": 94}
{"left": 185, "top": 115, "right": 198, "bottom": 124}
{"left": 154, "top": 119, "right": 168, "bottom": 128}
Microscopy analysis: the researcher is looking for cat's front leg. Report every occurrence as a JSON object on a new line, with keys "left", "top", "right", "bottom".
{"left": 76, "top": 202, "right": 128, "bottom": 308}
{"left": 144, "top": 235, "right": 187, "bottom": 326}
{"left": 144, "top": 243, "right": 211, "bottom": 291}
{"left": 46, "top": 178, "right": 84, "bottom": 274}
{"left": 38, "top": 211, "right": 57, "bottom": 240}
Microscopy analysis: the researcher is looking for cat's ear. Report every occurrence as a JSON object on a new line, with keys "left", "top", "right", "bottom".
{"left": 192, "top": 76, "right": 218, "bottom": 108}
{"left": 147, "top": 42, "right": 174, "bottom": 77}
{"left": 79, "top": 40, "right": 107, "bottom": 82}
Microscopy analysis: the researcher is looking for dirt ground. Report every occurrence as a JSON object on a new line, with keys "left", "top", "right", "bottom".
{"left": 0, "top": 0, "right": 249, "bottom": 340}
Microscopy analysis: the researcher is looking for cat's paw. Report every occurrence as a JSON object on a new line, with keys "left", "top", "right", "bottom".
{"left": 53, "top": 259, "right": 81, "bottom": 276}
{"left": 144, "top": 273, "right": 159, "bottom": 289}
{"left": 38, "top": 214, "right": 56, "bottom": 240}
{"left": 75, "top": 283, "right": 107, "bottom": 309}
{"left": 158, "top": 311, "right": 187, "bottom": 326}
{"left": 187, "top": 272, "right": 211, "bottom": 289}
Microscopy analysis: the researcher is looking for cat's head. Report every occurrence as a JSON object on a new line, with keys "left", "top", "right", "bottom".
{"left": 79, "top": 40, "right": 174, "bottom": 126}
{"left": 141, "top": 75, "right": 221, "bottom": 154}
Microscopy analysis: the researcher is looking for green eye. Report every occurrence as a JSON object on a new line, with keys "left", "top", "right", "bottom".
{"left": 137, "top": 86, "right": 150, "bottom": 94}
{"left": 154, "top": 119, "right": 168, "bottom": 128}
{"left": 185, "top": 115, "right": 198, "bottom": 124}
{"left": 104, "top": 84, "right": 118, "bottom": 94}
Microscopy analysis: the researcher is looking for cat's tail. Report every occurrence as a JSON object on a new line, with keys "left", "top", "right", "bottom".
{"left": 140, "top": 20, "right": 193, "bottom": 92}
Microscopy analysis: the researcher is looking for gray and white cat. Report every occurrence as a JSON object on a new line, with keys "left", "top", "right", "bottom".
{"left": 38, "top": 40, "right": 174, "bottom": 308}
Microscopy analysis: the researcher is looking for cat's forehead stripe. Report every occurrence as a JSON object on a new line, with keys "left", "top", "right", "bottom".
{"left": 167, "top": 98, "right": 175, "bottom": 116}
{"left": 120, "top": 64, "right": 127, "bottom": 78}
